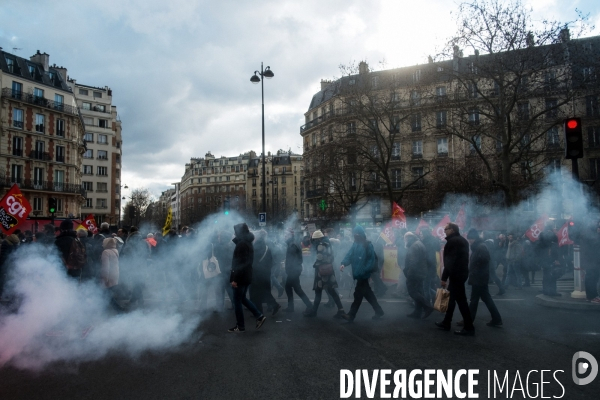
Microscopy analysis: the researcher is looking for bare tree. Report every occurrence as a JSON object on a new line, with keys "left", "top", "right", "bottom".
{"left": 122, "top": 187, "right": 154, "bottom": 226}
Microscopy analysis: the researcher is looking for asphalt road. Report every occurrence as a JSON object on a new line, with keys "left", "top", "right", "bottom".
{"left": 1, "top": 281, "right": 599, "bottom": 400}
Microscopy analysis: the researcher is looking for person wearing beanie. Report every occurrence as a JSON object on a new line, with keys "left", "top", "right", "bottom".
{"left": 465, "top": 228, "right": 503, "bottom": 327}
{"left": 304, "top": 230, "right": 347, "bottom": 318}
{"left": 339, "top": 225, "right": 385, "bottom": 322}
{"left": 282, "top": 228, "right": 313, "bottom": 313}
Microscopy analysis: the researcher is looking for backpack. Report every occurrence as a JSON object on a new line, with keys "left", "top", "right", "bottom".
{"left": 66, "top": 238, "right": 87, "bottom": 270}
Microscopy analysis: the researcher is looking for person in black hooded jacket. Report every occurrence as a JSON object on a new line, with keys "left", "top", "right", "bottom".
{"left": 228, "top": 223, "right": 266, "bottom": 333}
{"left": 54, "top": 219, "right": 83, "bottom": 280}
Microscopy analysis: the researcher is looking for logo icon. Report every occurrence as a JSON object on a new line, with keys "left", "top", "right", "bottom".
{"left": 572, "top": 351, "right": 598, "bottom": 385}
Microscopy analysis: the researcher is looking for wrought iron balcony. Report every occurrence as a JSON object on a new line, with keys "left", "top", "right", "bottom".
{"left": 1, "top": 177, "right": 85, "bottom": 195}
{"left": 2, "top": 89, "right": 79, "bottom": 116}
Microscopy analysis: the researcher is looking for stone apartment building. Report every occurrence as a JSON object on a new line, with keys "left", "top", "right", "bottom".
{"left": 178, "top": 151, "right": 253, "bottom": 227}
{"left": 247, "top": 150, "right": 304, "bottom": 222}
{"left": 0, "top": 49, "right": 85, "bottom": 220}
{"left": 67, "top": 81, "right": 122, "bottom": 225}
{"left": 301, "top": 33, "right": 600, "bottom": 223}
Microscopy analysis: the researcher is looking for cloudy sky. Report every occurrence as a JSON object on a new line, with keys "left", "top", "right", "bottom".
{"left": 1, "top": 0, "right": 599, "bottom": 199}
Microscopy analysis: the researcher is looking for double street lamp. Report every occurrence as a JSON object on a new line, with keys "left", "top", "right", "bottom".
{"left": 250, "top": 63, "right": 274, "bottom": 214}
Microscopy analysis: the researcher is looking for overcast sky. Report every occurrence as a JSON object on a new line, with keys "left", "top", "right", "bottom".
{"left": 1, "top": 0, "right": 599, "bottom": 199}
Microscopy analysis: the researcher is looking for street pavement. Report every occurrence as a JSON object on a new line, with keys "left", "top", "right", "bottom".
{"left": 1, "top": 279, "right": 599, "bottom": 400}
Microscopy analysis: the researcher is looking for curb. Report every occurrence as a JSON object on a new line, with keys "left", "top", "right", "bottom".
{"left": 535, "top": 293, "right": 600, "bottom": 311}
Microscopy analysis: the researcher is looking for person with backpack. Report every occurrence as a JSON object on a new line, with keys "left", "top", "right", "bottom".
{"left": 54, "top": 219, "right": 86, "bottom": 280}
{"left": 304, "top": 230, "right": 346, "bottom": 318}
{"left": 283, "top": 228, "right": 313, "bottom": 313}
{"left": 340, "top": 225, "right": 385, "bottom": 322}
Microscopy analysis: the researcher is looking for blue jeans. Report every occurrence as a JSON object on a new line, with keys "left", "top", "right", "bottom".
{"left": 233, "top": 285, "right": 263, "bottom": 329}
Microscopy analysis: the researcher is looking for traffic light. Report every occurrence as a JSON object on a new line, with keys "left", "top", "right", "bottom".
{"left": 48, "top": 197, "right": 57, "bottom": 214}
{"left": 223, "top": 199, "right": 230, "bottom": 215}
{"left": 564, "top": 117, "right": 583, "bottom": 159}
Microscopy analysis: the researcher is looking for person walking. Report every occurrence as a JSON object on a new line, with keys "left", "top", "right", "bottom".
{"left": 420, "top": 228, "right": 441, "bottom": 305}
{"left": 435, "top": 222, "right": 474, "bottom": 336}
{"left": 504, "top": 233, "right": 524, "bottom": 289}
{"left": 340, "top": 226, "right": 384, "bottom": 322}
{"left": 304, "top": 230, "right": 346, "bottom": 318}
{"left": 250, "top": 230, "right": 281, "bottom": 316}
{"left": 228, "top": 223, "right": 266, "bottom": 333}
{"left": 282, "top": 228, "right": 313, "bottom": 313}
{"left": 404, "top": 232, "right": 434, "bottom": 319}
{"left": 466, "top": 229, "right": 502, "bottom": 327}
{"left": 483, "top": 233, "right": 505, "bottom": 296}
{"left": 100, "top": 237, "right": 120, "bottom": 288}
{"left": 213, "top": 230, "right": 235, "bottom": 308}
{"left": 54, "top": 219, "right": 85, "bottom": 280}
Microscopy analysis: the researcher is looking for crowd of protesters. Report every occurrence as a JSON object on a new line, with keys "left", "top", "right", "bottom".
{"left": 0, "top": 216, "right": 599, "bottom": 336}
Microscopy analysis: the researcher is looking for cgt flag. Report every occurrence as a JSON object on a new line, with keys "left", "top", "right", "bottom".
{"left": 432, "top": 215, "right": 451, "bottom": 240}
{"left": 391, "top": 202, "right": 407, "bottom": 229}
{"left": 525, "top": 214, "right": 548, "bottom": 242}
{"left": 556, "top": 221, "right": 574, "bottom": 247}
{"left": 80, "top": 214, "right": 99, "bottom": 234}
{"left": 162, "top": 207, "right": 172, "bottom": 237}
{"left": 379, "top": 223, "right": 395, "bottom": 245}
{"left": 415, "top": 219, "right": 429, "bottom": 236}
{"left": 0, "top": 184, "right": 32, "bottom": 235}
{"left": 455, "top": 203, "right": 467, "bottom": 231}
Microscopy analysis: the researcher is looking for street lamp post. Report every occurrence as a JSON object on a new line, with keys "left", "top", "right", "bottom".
{"left": 118, "top": 184, "right": 128, "bottom": 228}
{"left": 250, "top": 63, "right": 274, "bottom": 215}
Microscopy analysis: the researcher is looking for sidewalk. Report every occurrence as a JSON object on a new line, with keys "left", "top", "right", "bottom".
{"left": 535, "top": 292, "right": 600, "bottom": 312}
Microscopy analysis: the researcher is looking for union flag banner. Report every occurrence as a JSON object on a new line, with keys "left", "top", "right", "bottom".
{"left": 0, "top": 184, "right": 32, "bottom": 235}
{"left": 556, "top": 221, "right": 574, "bottom": 247}
{"left": 415, "top": 219, "right": 429, "bottom": 235}
{"left": 432, "top": 215, "right": 451, "bottom": 240}
{"left": 81, "top": 214, "right": 98, "bottom": 234}
{"left": 382, "top": 245, "right": 401, "bottom": 283}
{"left": 524, "top": 214, "right": 548, "bottom": 242}
{"left": 391, "top": 202, "right": 407, "bottom": 229}
{"left": 162, "top": 207, "right": 172, "bottom": 237}
{"left": 379, "top": 222, "right": 395, "bottom": 245}
{"left": 455, "top": 203, "right": 467, "bottom": 231}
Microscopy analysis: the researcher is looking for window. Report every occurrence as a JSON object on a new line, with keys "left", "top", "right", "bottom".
{"left": 54, "top": 170, "right": 64, "bottom": 191}
{"left": 54, "top": 94, "right": 64, "bottom": 110}
{"left": 96, "top": 199, "right": 107, "bottom": 208}
{"left": 490, "top": 81, "right": 500, "bottom": 97}
{"left": 590, "top": 159, "right": 600, "bottom": 180}
{"left": 470, "top": 135, "right": 482, "bottom": 152}
{"left": 586, "top": 96, "right": 599, "bottom": 117}
{"left": 99, "top": 119, "right": 108, "bottom": 128}
{"left": 436, "top": 110, "right": 447, "bottom": 128}
{"left": 83, "top": 181, "right": 93, "bottom": 191}
{"left": 11, "top": 164, "right": 23, "bottom": 184}
{"left": 34, "top": 168, "right": 44, "bottom": 186}
{"left": 391, "top": 169, "right": 401, "bottom": 189}
{"left": 97, "top": 150, "right": 108, "bottom": 160}
{"left": 93, "top": 91, "right": 103, "bottom": 98}
{"left": 95, "top": 133, "right": 107, "bottom": 143}
{"left": 33, "top": 87, "right": 44, "bottom": 100}
{"left": 412, "top": 140, "right": 423, "bottom": 157}
{"left": 589, "top": 127, "right": 600, "bottom": 148}
{"left": 519, "top": 75, "right": 529, "bottom": 92}
{"left": 437, "top": 138, "right": 448, "bottom": 155}
{"left": 79, "top": 89, "right": 89, "bottom": 96}
{"left": 436, "top": 86, "right": 446, "bottom": 100}
{"left": 347, "top": 122, "right": 356, "bottom": 136}
{"left": 57, "top": 198, "right": 64, "bottom": 212}
{"left": 412, "top": 69, "right": 421, "bottom": 83}
{"left": 390, "top": 116, "right": 400, "bottom": 133}
{"left": 12, "top": 137, "right": 23, "bottom": 157}
{"left": 392, "top": 142, "right": 401, "bottom": 160}
{"left": 468, "top": 108, "right": 480, "bottom": 125}
{"left": 82, "top": 102, "right": 91, "bottom": 110}
{"left": 97, "top": 166, "right": 107, "bottom": 176}
{"left": 33, "top": 198, "right": 42, "bottom": 212}
{"left": 56, "top": 119, "right": 65, "bottom": 137}
{"left": 94, "top": 104, "right": 106, "bottom": 112}
{"left": 83, "top": 149, "right": 93, "bottom": 159}
{"left": 83, "top": 165, "right": 93, "bottom": 175}
{"left": 370, "top": 145, "right": 379, "bottom": 158}
{"left": 468, "top": 83, "right": 478, "bottom": 98}
{"left": 6, "top": 57, "right": 16, "bottom": 73}
{"left": 13, "top": 108, "right": 24, "bottom": 129}
{"left": 412, "top": 167, "right": 425, "bottom": 188}
{"left": 411, "top": 114, "right": 421, "bottom": 132}
{"left": 83, "top": 117, "right": 93, "bottom": 125}
{"left": 545, "top": 70, "right": 557, "bottom": 88}
{"left": 33, "top": 141, "right": 45, "bottom": 160}
{"left": 282, "top": 176, "right": 286, "bottom": 184}
{"left": 391, "top": 92, "right": 400, "bottom": 103}
{"left": 371, "top": 76, "right": 379, "bottom": 89}
{"left": 545, "top": 99, "right": 558, "bottom": 119}
{"left": 84, "top": 198, "right": 93, "bottom": 208}
{"left": 410, "top": 90, "right": 421, "bottom": 106}
{"left": 548, "top": 159, "right": 561, "bottom": 173}
{"left": 518, "top": 103, "right": 530, "bottom": 120}
{"left": 11, "top": 81, "right": 22, "bottom": 99}
{"left": 56, "top": 146, "right": 65, "bottom": 163}
{"left": 84, "top": 132, "right": 93, "bottom": 142}
{"left": 369, "top": 119, "right": 379, "bottom": 132}
{"left": 35, "top": 114, "right": 45, "bottom": 133}
{"left": 547, "top": 126, "right": 560, "bottom": 147}
{"left": 97, "top": 182, "right": 108, "bottom": 192}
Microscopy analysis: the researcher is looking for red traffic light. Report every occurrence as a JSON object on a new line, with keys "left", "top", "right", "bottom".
{"left": 567, "top": 119, "right": 578, "bottom": 129}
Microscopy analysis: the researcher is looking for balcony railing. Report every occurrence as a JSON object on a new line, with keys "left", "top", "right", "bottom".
{"left": 2, "top": 89, "right": 79, "bottom": 116}
{"left": 29, "top": 150, "right": 52, "bottom": 161}
{"left": 306, "top": 188, "right": 323, "bottom": 198}
{"left": 1, "top": 177, "right": 85, "bottom": 196}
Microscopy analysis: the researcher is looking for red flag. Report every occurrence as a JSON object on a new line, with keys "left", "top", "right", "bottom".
{"left": 0, "top": 184, "right": 32, "bottom": 235}
{"left": 415, "top": 219, "right": 429, "bottom": 235}
{"left": 432, "top": 215, "right": 451, "bottom": 239}
{"left": 524, "top": 214, "right": 548, "bottom": 242}
{"left": 455, "top": 203, "right": 466, "bottom": 231}
{"left": 556, "top": 221, "right": 573, "bottom": 247}
{"left": 391, "top": 202, "right": 407, "bottom": 229}
{"left": 82, "top": 214, "right": 99, "bottom": 234}
{"left": 379, "top": 222, "right": 396, "bottom": 245}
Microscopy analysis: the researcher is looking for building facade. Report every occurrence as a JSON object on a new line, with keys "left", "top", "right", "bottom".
{"left": 0, "top": 49, "right": 85, "bottom": 220}
{"left": 67, "top": 81, "right": 122, "bottom": 225}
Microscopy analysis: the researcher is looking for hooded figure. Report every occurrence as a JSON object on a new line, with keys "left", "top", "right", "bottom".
{"left": 249, "top": 230, "right": 280, "bottom": 315}
{"left": 101, "top": 237, "right": 119, "bottom": 288}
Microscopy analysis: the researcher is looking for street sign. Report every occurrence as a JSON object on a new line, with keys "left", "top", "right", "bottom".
{"left": 258, "top": 212, "right": 266, "bottom": 226}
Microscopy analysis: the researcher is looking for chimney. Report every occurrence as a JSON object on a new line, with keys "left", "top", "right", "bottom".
{"left": 560, "top": 28, "right": 570, "bottom": 43}
{"left": 320, "top": 79, "right": 332, "bottom": 91}
{"left": 30, "top": 50, "right": 50, "bottom": 72}
{"left": 358, "top": 61, "right": 369, "bottom": 75}
{"left": 53, "top": 65, "right": 68, "bottom": 82}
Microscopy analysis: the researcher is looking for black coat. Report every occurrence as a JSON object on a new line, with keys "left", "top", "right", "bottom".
{"left": 285, "top": 239, "right": 303, "bottom": 278}
{"left": 55, "top": 231, "right": 77, "bottom": 265}
{"left": 404, "top": 239, "right": 428, "bottom": 280}
{"left": 421, "top": 234, "right": 440, "bottom": 274}
{"left": 468, "top": 238, "right": 490, "bottom": 286}
{"left": 230, "top": 223, "right": 254, "bottom": 286}
{"left": 442, "top": 232, "right": 470, "bottom": 283}
{"left": 252, "top": 238, "right": 273, "bottom": 284}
